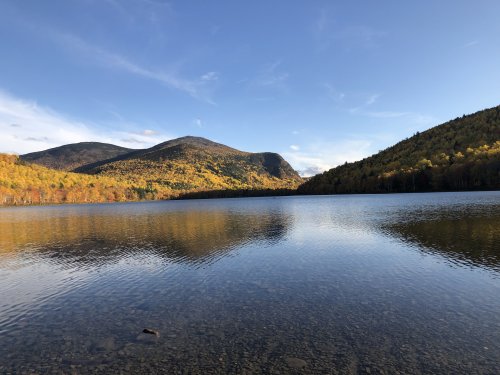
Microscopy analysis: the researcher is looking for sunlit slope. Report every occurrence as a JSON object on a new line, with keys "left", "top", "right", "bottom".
{"left": 0, "top": 154, "right": 149, "bottom": 204}
{"left": 1, "top": 136, "right": 302, "bottom": 205}
{"left": 299, "top": 106, "right": 500, "bottom": 194}
{"left": 77, "top": 136, "right": 302, "bottom": 191}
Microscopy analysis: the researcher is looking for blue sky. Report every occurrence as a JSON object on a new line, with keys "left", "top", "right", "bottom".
{"left": 1, "top": 1, "right": 499, "bottom": 175}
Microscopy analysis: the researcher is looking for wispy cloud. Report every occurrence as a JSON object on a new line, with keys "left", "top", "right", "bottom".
{"left": 463, "top": 40, "right": 479, "bottom": 48}
{"left": 193, "top": 118, "right": 203, "bottom": 128}
{"left": 365, "top": 93, "right": 381, "bottom": 105}
{"left": 251, "top": 61, "right": 289, "bottom": 91}
{"left": 324, "top": 87, "right": 436, "bottom": 127}
{"left": 356, "top": 109, "right": 410, "bottom": 118}
{"left": 313, "top": 9, "right": 386, "bottom": 51}
{"left": 334, "top": 26, "right": 387, "bottom": 47}
{"left": 350, "top": 107, "right": 437, "bottom": 126}
{"left": 0, "top": 90, "right": 169, "bottom": 154}
{"left": 200, "top": 71, "right": 219, "bottom": 82}
{"left": 53, "top": 33, "right": 217, "bottom": 104}
{"left": 323, "top": 83, "right": 346, "bottom": 103}
{"left": 324, "top": 86, "right": 382, "bottom": 109}
{"left": 103, "top": 0, "right": 174, "bottom": 27}
{"left": 289, "top": 145, "right": 300, "bottom": 151}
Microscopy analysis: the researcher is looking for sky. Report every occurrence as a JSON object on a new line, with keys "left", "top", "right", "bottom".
{"left": 1, "top": 1, "right": 500, "bottom": 176}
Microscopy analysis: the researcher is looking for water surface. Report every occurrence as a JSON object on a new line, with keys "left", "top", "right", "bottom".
{"left": 0, "top": 192, "right": 499, "bottom": 374}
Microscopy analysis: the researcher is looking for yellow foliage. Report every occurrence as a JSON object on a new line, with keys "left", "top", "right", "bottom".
{"left": 0, "top": 152, "right": 301, "bottom": 205}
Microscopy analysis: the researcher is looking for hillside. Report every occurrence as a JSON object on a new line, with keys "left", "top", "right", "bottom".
{"left": 0, "top": 154, "right": 149, "bottom": 205}
{"left": 298, "top": 106, "right": 500, "bottom": 194}
{"left": 21, "top": 142, "right": 134, "bottom": 171}
{"left": 75, "top": 136, "right": 302, "bottom": 192}
{"left": 5, "top": 137, "right": 302, "bottom": 204}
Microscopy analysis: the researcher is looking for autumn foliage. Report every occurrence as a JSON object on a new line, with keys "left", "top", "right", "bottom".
{"left": 299, "top": 105, "right": 500, "bottom": 194}
{"left": 0, "top": 154, "right": 151, "bottom": 205}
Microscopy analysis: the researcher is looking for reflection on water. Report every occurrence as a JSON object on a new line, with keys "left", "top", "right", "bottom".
{"left": 0, "top": 193, "right": 499, "bottom": 374}
{"left": 0, "top": 205, "right": 290, "bottom": 265}
{"left": 386, "top": 213, "right": 500, "bottom": 271}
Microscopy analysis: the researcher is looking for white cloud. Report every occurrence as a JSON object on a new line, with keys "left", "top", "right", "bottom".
{"left": 0, "top": 90, "right": 168, "bottom": 154}
{"left": 193, "top": 118, "right": 203, "bottom": 128}
{"left": 289, "top": 145, "right": 300, "bottom": 151}
{"left": 200, "top": 71, "right": 219, "bottom": 82}
{"left": 292, "top": 130, "right": 300, "bottom": 135}
{"left": 283, "top": 139, "right": 373, "bottom": 177}
{"left": 365, "top": 93, "right": 380, "bottom": 105}
{"left": 53, "top": 33, "right": 216, "bottom": 104}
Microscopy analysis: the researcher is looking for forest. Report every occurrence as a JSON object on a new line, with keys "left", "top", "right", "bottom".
{"left": 0, "top": 153, "right": 300, "bottom": 205}
{"left": 299, "top": 106, "right": 500, "bottom": 194}
{"left": 0, "top": 154, "right": 163, "bottom": 205}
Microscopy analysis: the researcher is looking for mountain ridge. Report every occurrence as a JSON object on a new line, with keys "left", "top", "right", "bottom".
{"left": 21, "top": 136, "right": 302, "bottom": 195}
{"left": 21, "top": 142, "right": 135, "bottom": 171}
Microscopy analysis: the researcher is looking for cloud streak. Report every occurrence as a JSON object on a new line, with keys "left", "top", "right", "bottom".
{"left": 350, "top": 107, "right": 437, "bottom": 125}
{"left": 53, "top": 33, "right": 217, "bottom": 104}
{"left": 463, "top": 40, "right": 479, "bottom": 48}
{"left": 251, "top": 61, "right": 289, "bottom": 91}
{"left": 313, "top": 8, "right": 387, "bottom": 51}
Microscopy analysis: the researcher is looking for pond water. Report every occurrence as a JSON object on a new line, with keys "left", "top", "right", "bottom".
{"left": 0, "top": 192, "right": 499, "bottom": 374}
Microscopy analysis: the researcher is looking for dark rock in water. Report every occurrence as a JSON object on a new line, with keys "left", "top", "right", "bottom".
{"left": 142, "top": 328, "right": 160, "bottom": 337}
{"left": 285, "top": 357, "right": 307, "bottom": 368}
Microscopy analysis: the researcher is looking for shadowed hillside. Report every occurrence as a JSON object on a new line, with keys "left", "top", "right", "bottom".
{"left": 299, "top": 106, "right": 500, "bottom": 194}
{"left": 21, "top": 142, "right": 135, "bottom": 171}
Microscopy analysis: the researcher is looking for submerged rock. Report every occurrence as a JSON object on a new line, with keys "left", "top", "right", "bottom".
{"left": 285, "top": 357, "right": 307, "bottom": 369}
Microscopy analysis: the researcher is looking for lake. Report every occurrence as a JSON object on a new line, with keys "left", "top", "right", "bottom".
{"left": 0, "top": 192, "right": 499, "bottom": 374}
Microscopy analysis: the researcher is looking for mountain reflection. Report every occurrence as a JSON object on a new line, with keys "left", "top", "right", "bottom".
{"left": 0, "top": 208, "right": 291, "bottom": 266}
{"left": 384, "top": 213, "right": 500, "bottom": 272}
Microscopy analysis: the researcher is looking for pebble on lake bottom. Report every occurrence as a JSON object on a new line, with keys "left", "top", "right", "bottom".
{"left": 285, "top": 357, "right": 307, "bottom": 368}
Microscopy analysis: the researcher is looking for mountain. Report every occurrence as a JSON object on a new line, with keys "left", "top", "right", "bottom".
{"left": 77, "top": 136, "right": 302, "bottom": 192}
{"left": 21, "top": 142, "right": 134, "bottom": 171}
{"left": 20, "top": 136, "right": 302, "bottom": 199}
{"left": 298, "top": 106, "right": 500, "bottom": 194}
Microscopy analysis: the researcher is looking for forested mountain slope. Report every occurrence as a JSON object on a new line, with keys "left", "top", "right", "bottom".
{"left": 298, "top": 106, "right": 500, "bottom": 194}
{"left": 0, "top": 154, "right": 143, "bottom": 205}
{"left": 21, "top": 142, "right": 134, "bottom": 171}
{"left": 76, "top": 136, "right": 302, "bottom": 191}
{"left": 4, "top": 137, "right": 301, "bottom": 205}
